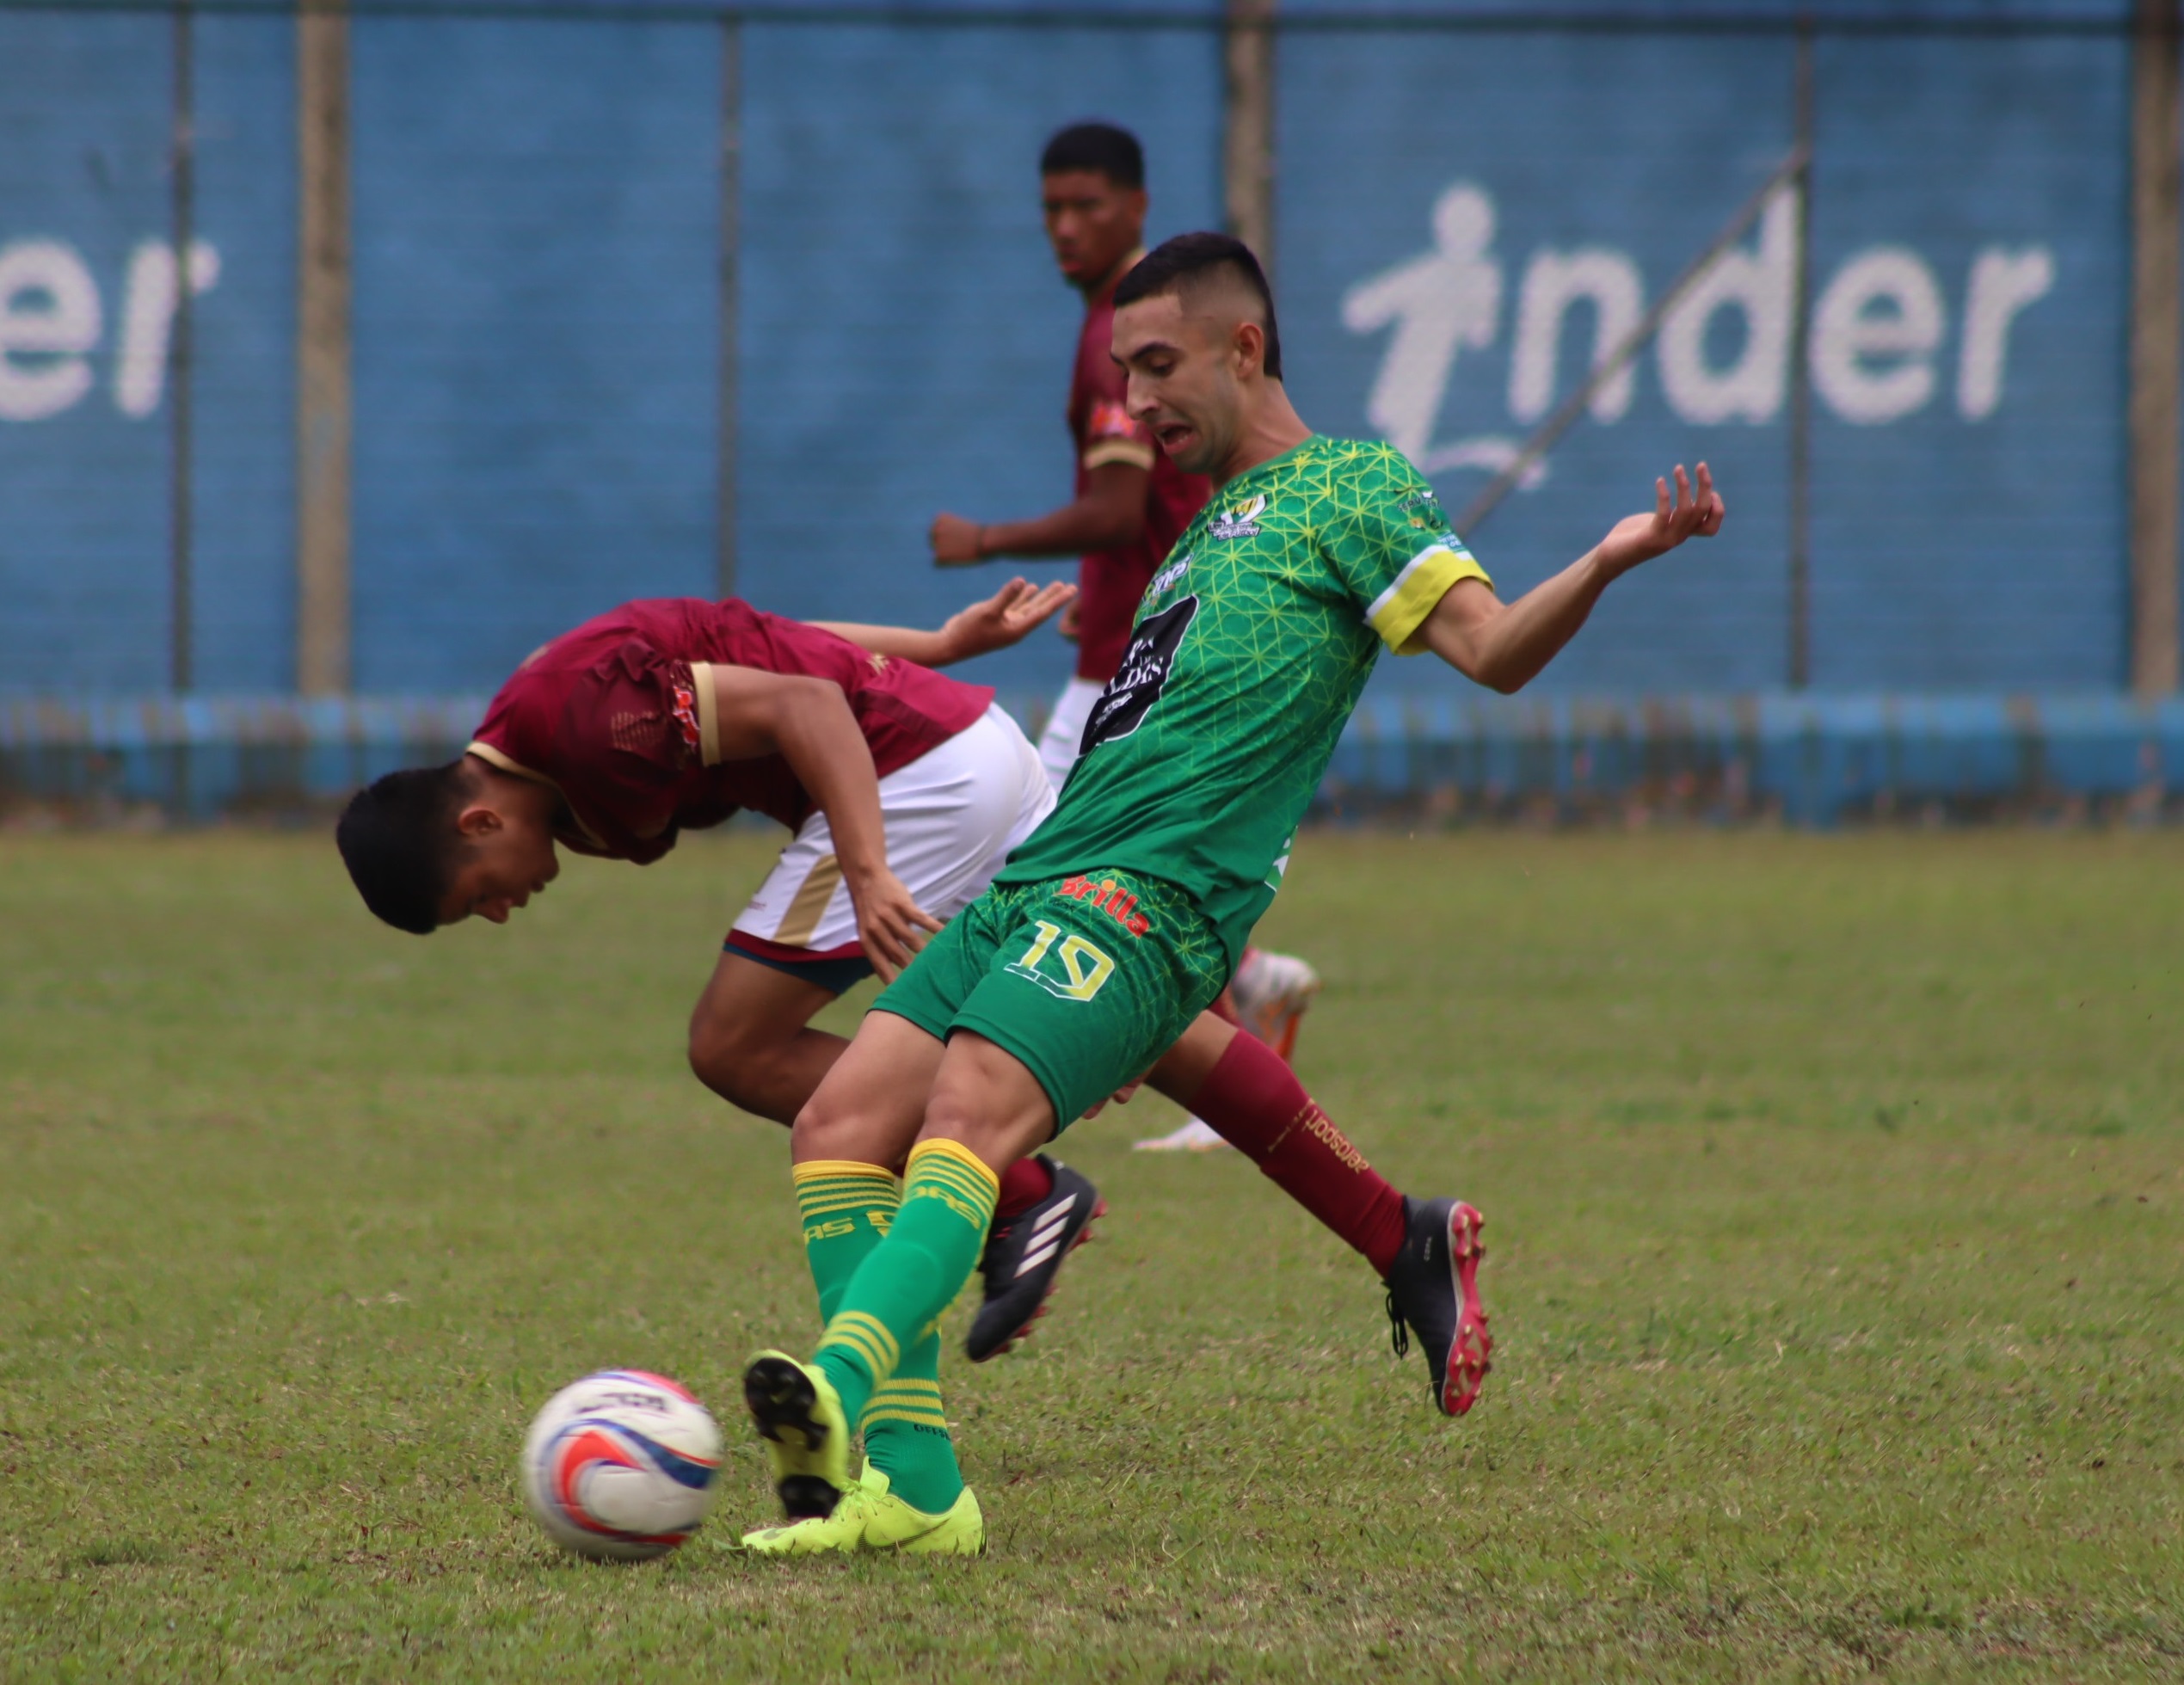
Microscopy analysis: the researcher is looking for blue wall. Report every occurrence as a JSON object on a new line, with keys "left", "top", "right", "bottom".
{"left": 0, "top": 1, "right": 2158, "bottom": 699}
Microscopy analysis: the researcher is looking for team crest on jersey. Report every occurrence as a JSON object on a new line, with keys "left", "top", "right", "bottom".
{"left": 1209, "top": 494, "right": 1267, "bottom": 539}
{"left": 1400, "top": 489, "right": 1452, "bottom": 532}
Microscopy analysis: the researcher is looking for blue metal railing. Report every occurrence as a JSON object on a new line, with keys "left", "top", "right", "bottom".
{"left": 5, "top": 691, "right": 2181, "bottom": 827}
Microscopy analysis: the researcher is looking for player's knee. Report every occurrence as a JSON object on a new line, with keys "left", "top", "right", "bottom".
{"left": 790, "top": 1089, "right": 860, "bottom": 1160}
{"left": 686, "top": 1015, "right": 774, "bottom": 1107}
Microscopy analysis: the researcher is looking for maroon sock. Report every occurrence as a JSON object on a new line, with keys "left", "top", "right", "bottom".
{"left": 994, "top": 1153, "right": 1055, "bottom": 1226}
{"left": 1189, "top": 1030, "right": 1409, "bottom": 1278}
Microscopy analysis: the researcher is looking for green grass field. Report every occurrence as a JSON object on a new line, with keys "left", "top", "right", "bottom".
{"left": 3, "top": 827, "right": 2180, "bottom": 1681}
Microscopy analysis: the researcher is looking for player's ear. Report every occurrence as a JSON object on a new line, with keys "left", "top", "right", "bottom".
{"left": 454, "top": 802, "right": 503, "bottom": 840}
{"left": 1232, "top": 317, "right": 1266, "bottom": 381}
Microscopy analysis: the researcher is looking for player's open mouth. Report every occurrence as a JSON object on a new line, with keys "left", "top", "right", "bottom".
{"left": 1156, "top": 424, "right": 1195, "bottom": 453}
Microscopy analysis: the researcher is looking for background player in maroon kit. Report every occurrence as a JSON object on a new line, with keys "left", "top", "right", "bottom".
{"left": 928, "top": 121, "right": 1322, "bottom": 1151}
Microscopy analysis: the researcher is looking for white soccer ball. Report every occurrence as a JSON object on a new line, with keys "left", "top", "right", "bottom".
{"left": 520, "top": 1369, "right": 722, "bottom": 1562}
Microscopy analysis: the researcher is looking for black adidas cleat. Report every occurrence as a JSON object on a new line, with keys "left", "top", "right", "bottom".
{"left": 964, "top": 1155, "right": 1104, "bottom": 1362}
{"left": 1384, "top": 1196, "right": 1492, "bottom": 1416}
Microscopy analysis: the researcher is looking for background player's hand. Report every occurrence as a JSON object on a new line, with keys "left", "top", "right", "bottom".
{"left": 1057, "top": 599, "right": 1081, "bottom": 643}
{"left": 1078, "top": 1076, "right": 1146, "bottom": 1119}
{"left": 1593, "top": 463, "right": 1725, "bottom": 578}
{"left": 846, "top": 866, "right": 943, "bottom": 984}
{"left": 939, "top": 577, "right": 1079, "bottom": 661}
{"left": 930, "top": 512, "right": 985, "bottom": 566}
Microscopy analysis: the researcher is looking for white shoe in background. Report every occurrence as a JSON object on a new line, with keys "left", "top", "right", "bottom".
{"left": 1131, "top": 1118, "right": 1233, "bottom": 1153}
{"left": 1229, "top": 947, "right": 1322, "bottom": 1058}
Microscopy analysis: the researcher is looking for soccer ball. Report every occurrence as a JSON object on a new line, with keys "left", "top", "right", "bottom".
{"left": 520, "top": 1369, "right": 723, "bottom": 1561}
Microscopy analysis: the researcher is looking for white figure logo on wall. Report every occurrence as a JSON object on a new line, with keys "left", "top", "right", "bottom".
{"left": 1343, "top": 182, "right": 2055, "bottom": 489}
{"left": 0, "top": 238, "right": 220, "bottom": 422}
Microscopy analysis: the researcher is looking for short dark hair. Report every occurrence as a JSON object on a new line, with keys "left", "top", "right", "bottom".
{"left": 335, "top": 760, "right": 472, "bottom": 935}
{"left": 1039, "top": 121, "right": 1144, "bottom": 189}
{"left": 1111, "top": 231, "right": 1283, "bottom": 380}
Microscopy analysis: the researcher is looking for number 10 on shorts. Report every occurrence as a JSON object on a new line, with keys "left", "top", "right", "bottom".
{"left": 1005, "top": 920, "right": 1116, "bottom": 1003}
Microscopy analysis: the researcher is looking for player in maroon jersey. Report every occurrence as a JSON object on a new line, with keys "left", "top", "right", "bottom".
{"left": 928, "top": 122, "right": 1323, "bottom": 1151}
{"left": 335, "top": 581, "right": 1436, "bottom": 1416}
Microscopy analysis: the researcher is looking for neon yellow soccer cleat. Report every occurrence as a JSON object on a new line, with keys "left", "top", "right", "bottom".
{"left": 740, "top": 1463, "right": 985, "bottom": 1557}
{"left": 741, "top": 1350, "right": 853, "bottom": 1520}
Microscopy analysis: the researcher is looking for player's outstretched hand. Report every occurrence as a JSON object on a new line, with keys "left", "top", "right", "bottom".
{"left": 1593, "top": 463, "right": 1725, "bottom": 579}
{"left": 939, "top": 577, "right": 1080, "bottom": 661}
{"left": 848, "top": 867, "right": 944, "bottom": 984}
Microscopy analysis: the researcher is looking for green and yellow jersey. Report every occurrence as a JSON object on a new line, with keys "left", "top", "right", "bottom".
{"left": 994, "top": 434, "right": 1490, "bottom": 963}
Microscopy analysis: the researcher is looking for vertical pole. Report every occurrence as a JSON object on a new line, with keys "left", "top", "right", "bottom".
{"left": 717, "top": 15, "right": 741, "bottom": 600}
{"left": 1222, "top": 0, "right": 1275, "bottom": 271}
{"left": 170, "top": 2, "right": 195, "bottom": 692}
{"left": 2130, "top": 0, "right": 2182, "bottom": 697}
{"left": 1786, "top": 22, "right": 1814, "bottom": 691}
{"left": 297, "top": 0, "right": 352, "bottom": 696}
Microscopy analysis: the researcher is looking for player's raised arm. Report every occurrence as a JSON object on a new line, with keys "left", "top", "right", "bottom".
{"left": 1419, "top": 463, "right": 1725, "bottom": 694}
{"left": 704, "top": 664, "right": 942, "bottom": 981}
{"left": 811, "top": 577, "right": 1077, "bottom": 668}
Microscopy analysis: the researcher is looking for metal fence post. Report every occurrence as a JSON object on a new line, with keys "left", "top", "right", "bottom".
{"left": 1787, "top": 21, "right": 1814, "bottom": 691}
{"left": 2131, "top": 0, "right": 2182, "bottom": 697}
{"left": 297, "top": 0, "right": 352, "bottom": 696}
{"left": 170, "top": 1, "right": 195, "bottom": 693}
{"left": 718, "top": 14, "right": 742, "bottom": 601}
{"left": 1223, "top": 0, "right": 1275, "bottom": 272}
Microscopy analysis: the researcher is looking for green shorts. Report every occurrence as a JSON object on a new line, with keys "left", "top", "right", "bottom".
{"left": 871, "top": 868, "right": 1229, "bottom": 1133}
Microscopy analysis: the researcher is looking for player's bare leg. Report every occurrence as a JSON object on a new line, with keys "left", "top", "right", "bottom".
{"left": 687, "top": 951, "right": 851, "bottom": 1126}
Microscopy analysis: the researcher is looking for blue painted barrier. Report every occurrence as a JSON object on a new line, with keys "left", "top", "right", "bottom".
{"left": 4, "top": 692, "right": 2181, "bottom": 828}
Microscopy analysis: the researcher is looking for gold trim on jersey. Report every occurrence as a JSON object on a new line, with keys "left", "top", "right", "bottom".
{"left": 688, "top": 661, "right": 723, "bottom": 766}
{"left": 464, "top": 741, "right": 609, "bottom": 851}
{"left": 1082, "top": 437, "right": 1156, "bottom": 472}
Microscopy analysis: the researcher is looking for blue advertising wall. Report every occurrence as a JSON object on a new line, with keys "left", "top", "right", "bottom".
{"left": 0, "top": 0, "right": 2158, "bottom": 707}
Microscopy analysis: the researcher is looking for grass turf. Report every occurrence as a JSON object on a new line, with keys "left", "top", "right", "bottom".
{"left": 1, "top": 827, "right": 2180, "bottom": 1681}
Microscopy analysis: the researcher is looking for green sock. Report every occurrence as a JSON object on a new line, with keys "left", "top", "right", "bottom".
{"left": 791, "top": 1159, "right": 966, "bottom": 1515}
{"left": 814, "top": 1139, "right": 998, "bottom": 1497}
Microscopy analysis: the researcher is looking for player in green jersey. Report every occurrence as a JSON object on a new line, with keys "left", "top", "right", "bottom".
{"left": 736, "top": 233, "right": 1725, "bottom": 1556}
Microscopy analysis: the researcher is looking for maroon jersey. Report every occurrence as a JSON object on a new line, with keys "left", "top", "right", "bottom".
{"left": 468, "top": 598, "right": 991, "bottom": 864}
{"left": 1068, "top": 256, "right": 1212, "bottom": 682}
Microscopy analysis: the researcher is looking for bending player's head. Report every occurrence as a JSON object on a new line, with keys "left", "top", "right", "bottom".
{"left": 1110, "top": 231, "right": 1283, "bottom": 477}
{"left": 1040, "top": 121, "right": 1147, "bottom": 290}
{"left": 335, "top": 754, "right": 560, "bottom": 933}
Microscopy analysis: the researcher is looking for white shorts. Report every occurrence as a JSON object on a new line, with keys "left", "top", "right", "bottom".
{"left": 1035, "top": 675, "right": 1106, "bottom": 794}
{"left": 727, "top": 703, "right": 1055, "bottom": 986}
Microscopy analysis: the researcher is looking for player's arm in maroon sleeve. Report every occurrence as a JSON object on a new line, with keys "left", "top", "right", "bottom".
{"left": 812, "top": 576, "right": 1077, "bottom": 667}
{"left": 929, "top": 460, "right": 1150, "bottom": 566}
{"left": 705, "top": 665, "right": 942, "bottom": 982}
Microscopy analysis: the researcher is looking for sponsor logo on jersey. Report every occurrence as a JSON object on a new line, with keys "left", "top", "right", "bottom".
{"left": 1147, "top": 552, "right": 1190, "bottom": 600}
{"left": 1086, "top": 398, "right": 1142, "bottom": 441}
{"left": 668, "top": 683, "right": 702, "bottom": 756}
{"left": 1400, "top": 489, "right": 1454, "bottom": 532}
{"left": 1055, "top": 873, "right": 1152, "bottom": 938}
{"left": 1208, "top": 494, "right": 1267, "bottom": 538}
{"left": 1080, "top": 595, "right": 1197, "bottom": 753}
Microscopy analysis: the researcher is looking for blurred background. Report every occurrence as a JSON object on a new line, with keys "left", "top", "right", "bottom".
{"left": 3, "top": 0, "right": 2181, "bottom": 822}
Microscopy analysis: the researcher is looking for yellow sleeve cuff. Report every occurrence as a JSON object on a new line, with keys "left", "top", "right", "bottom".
{"left": 1365, "top": 543, "right": 1492, "bottom": 655}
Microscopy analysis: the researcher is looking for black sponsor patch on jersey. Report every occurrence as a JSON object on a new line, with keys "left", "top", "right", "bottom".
{"left": 1080, "top": 595, "right": 1197, "bottom": 754}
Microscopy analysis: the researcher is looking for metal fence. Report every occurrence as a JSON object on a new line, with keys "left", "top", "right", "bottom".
{"left": 3, "top": 2, "right": 2181, "bottom": 815}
